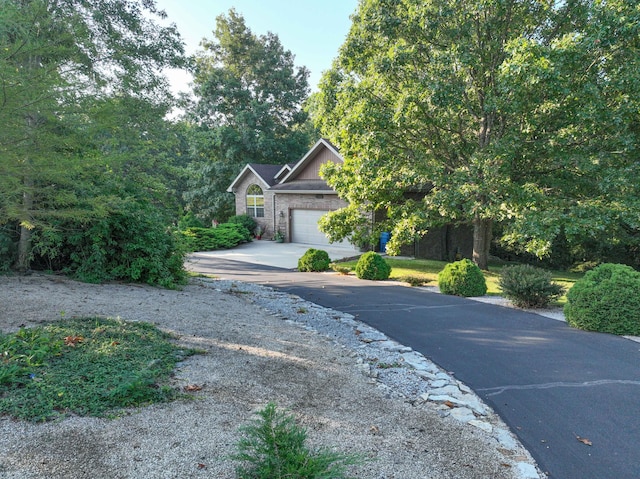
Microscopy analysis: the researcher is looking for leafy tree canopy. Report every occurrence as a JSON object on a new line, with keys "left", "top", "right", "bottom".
{"left": 316, "top": 0, "right": 640, "bottom": 269}
{"left": 185, "top": 9, "right": 314, "bottom": 222}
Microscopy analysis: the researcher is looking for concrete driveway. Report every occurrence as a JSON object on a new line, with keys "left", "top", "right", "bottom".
{"left": 188, "top": 240, "right": 361, "bottom": 269}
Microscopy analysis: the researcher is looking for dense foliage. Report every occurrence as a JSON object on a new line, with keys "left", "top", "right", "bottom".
{"left": 0, "top": 0, "right": 189, "bottom": 285}
{"left": 499, "top": 264, "right": 566, "bottom": 308}
{"left": 31, "top": 205, "right": 187, "bottom": 288}
{"left": 355, "top": 251, "right": 391, "bottom": 280}
{"left": 315, "top": 0, "right": 640, "bottom": 269}
{"left": 0, "top": 318, "right": 197, "bottom": 422}
{"left": 185, "top": 9, "right": 315, "bottom": 223}
{"left": 228, "top": 214, "right": 258, "bottom": 236}
{"left": 182, "top": 224, "right": 251, "bottom": 252}
{"left": 438, "top": 259, "right": 487, "bottom": 297}
{"left": 297, "top": 248, "right": 331, "bottom": 272}
{"left": 564, "top": 264, "right": 640, "bottom": 335}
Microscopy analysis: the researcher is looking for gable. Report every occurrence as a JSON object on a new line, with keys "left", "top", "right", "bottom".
{"left": 227, "top": 163, "right": 282, "bottom": 193}
{"left": 294, "top": 146, "right": 341, "bottom": 180}
{"left": 280, "top": 138, "right": 343, "bottom": 184}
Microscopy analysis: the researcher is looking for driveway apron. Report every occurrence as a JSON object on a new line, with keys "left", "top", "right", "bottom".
{"left": 187, "top": 254, "right": 640, "bottom": 479}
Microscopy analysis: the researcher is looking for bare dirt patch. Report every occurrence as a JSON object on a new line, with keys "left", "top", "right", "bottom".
{"left": 0, "top": 274, "right": 527, "bottom": 478}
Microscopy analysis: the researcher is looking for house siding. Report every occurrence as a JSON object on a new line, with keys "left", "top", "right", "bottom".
{"left": 294, "top": 148, "right": 340, "bottom": 180}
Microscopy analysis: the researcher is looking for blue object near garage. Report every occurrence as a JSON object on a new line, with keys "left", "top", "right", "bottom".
{"left": 379, "top": 232, "right": 391, "bottom": 253}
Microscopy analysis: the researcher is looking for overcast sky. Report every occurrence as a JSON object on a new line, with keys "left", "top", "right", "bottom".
{"left": 153, "top": 0, "right": 359, "bottom": 94}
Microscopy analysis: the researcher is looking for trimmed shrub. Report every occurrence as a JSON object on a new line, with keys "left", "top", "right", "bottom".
{"left": 228, "top": 214, "right": 257, "bottom": 235}
{"left": 564, "top": 263, "right": 640, "bottom": 335}
{"left": 297, "top": 248, "right": 331, "bottom": 272}
{"left": 499, "top": 264, "right": 566, "bottom": 308}
{"left": 182, "top": 223, "right": 250, "bottom": 252}
{"left": 438, "top": 259, "right": 487, "bottom": 297}
{"left": 355, "top": 251, "right": 391, "bottom": 280}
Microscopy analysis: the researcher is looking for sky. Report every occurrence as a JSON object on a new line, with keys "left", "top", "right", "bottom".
{"left": 153, "top": 0, "right": 359, "bottom": 94}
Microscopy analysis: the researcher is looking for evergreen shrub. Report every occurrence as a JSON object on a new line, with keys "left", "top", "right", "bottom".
{"left": 499, "top": 264, "right": 565, "bottom": 308}
{"left": 228, "top": 214, "right": 257, "bottom": 235}
{"left": 233, "top": 402, "right": 361, "bottom": 479}
{"left": 182, "top": 223, "right": 250, "bottom": 252}
{"left": 355, "top": 251, "right": 391, "bottom": 280}
{"left": 438, "top": 259, "right": 487, "bottom": 297}
{"left": 297, "top": 248, "right": 331, "bottom": 272}
{"left": 564, "top": 263, "right": 640, "bottom": 335}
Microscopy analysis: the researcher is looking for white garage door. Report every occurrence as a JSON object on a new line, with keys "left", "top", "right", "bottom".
{"left": 291, "top": 209, "right": 332, "bottom": 245}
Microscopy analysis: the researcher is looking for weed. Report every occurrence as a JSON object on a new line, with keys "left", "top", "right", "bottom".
{"left": 376, "top": 362, "right": 403, "bottom": 369}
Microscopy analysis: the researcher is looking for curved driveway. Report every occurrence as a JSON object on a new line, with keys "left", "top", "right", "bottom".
{"left": 187, "top": 252, "right": 640, "bottom": 479}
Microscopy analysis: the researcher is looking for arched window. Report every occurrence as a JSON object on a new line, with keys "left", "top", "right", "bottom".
{"left": 246, "top": 184, "right": 264, "bottom": 218}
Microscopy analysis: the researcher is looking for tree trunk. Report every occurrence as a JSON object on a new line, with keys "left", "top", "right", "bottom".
{"left": 15, "top": 178, "right": 34, "bottom": 272}
{"left": 16, "top": 223, "right": 32, "bottom": 272}
{"left": 472, "top": 214, "right": 492, "bottom": 270}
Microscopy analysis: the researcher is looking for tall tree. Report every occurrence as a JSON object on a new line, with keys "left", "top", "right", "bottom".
{"left": 186, "top": 9, "right": 313, "bottom": 222}
{"left": 496, "top": 0, "right": 640, "bottom": 261}
{"left": 316, "top": 0, "right": 639, "bottom": 269}
{"left": 0, "top": 0, "right": 185, "bottom": 271}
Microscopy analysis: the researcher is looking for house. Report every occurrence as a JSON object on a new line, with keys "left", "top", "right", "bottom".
{"left": 227, "top": 138, "right": 353, "bottom": 247}
{"left": 227, "top": 138, "right": 473, "bottom": 260}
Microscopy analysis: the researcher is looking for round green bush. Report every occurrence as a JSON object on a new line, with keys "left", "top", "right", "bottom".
{"left": 297, "top": 248, "right": 331, "bottom": 272}
{"left": 355, "top": 251, "right": 391, "bottom": 280}
{"left": 438, "top": 259, "right": 487, "bottom": 297}
{"left": 564, "top": 263, "right": 640, "bottom": 335}
{"left": 499, "top": 264, "right": 566, "bottom": 308}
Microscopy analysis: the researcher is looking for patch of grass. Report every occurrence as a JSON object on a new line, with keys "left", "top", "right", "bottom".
{"left": 187, "top": 271, "right": 218, "bottom": 279}
{"left": 338, "top": 257, "right": 581, "bottom": 305}
{"left": 0, "top": 318, "right": 199, "bottom": 422}
{"left": 330, "top": 263, "right": 351, "bottom": 275}
{"left": 397, "top": 275, "right": 430, "bottom": 287}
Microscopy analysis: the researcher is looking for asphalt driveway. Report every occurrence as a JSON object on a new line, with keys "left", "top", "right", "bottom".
{"left": 187, "top": 243, "right": 640, "bottom": 479}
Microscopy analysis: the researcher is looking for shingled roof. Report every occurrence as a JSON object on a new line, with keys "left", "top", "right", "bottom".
{"left": 247, "top": 164, "right": 283, "bottom": 187}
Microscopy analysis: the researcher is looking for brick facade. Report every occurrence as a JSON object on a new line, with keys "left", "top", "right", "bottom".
{"left": 232, "top": 174, "right": 274, "bottom": 237}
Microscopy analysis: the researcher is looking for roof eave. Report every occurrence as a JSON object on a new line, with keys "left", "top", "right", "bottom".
{"left": 227, "top": 164, "right": 272, "bottom": 192}
{"left": 272, "top": 190, "right": 339, "bottom": 195}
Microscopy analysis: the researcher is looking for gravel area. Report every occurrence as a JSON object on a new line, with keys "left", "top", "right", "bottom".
{"left": 0, "top": 274, "right": 539, "bottom": 478}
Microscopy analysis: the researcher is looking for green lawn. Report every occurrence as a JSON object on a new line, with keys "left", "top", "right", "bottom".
{"left": 337, "top": 257, "right": 582, "bottom": 306}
